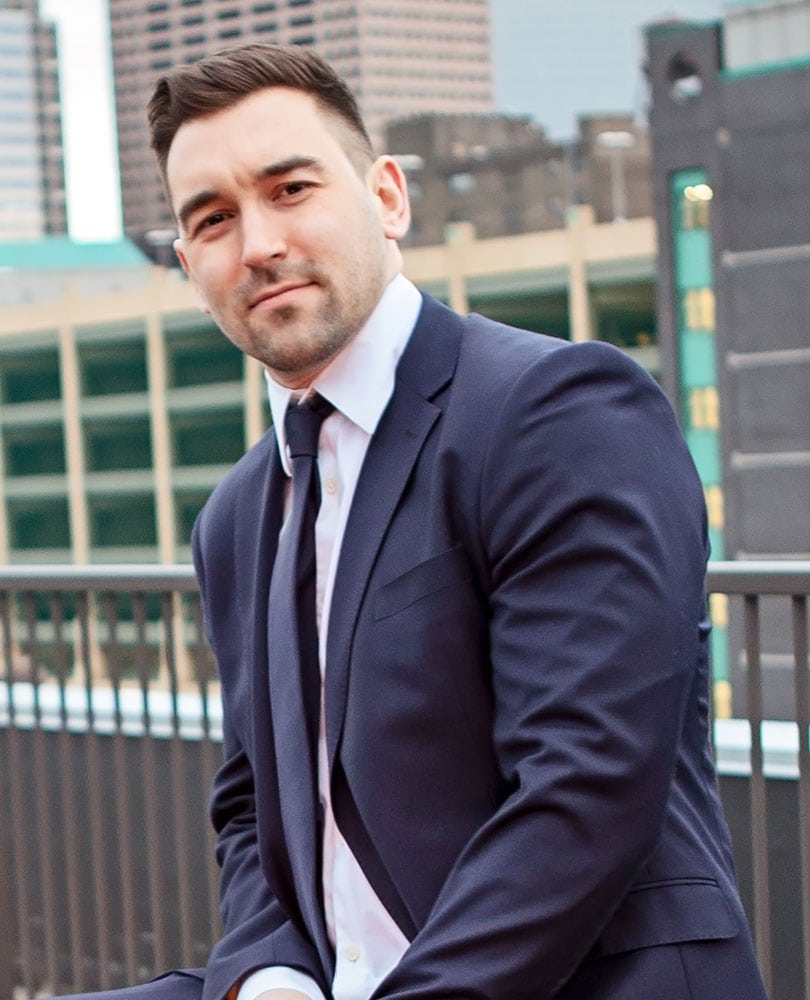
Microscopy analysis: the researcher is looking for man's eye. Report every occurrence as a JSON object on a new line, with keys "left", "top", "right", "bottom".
{"left": 280, "top": 181, "right": 311, "bottom": 198}
{"left": 201, "top": 211, "right": 228, "bottom": 228}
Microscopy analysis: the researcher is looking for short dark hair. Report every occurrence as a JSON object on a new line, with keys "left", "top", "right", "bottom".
{"left": 147, "top": 43, "right": 373, "bottom": 193}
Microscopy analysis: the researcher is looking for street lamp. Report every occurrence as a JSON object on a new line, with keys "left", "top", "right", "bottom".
{"left": 596, "top": 130, "right": 635, "bottom": 222}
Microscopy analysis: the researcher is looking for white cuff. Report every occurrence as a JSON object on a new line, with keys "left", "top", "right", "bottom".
{"left": 237, "top": 966, "right": 327, "bottom": 1000}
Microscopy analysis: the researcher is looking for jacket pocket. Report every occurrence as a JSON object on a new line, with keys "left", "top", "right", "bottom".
{"left": 589, "top": 878, "right": 739, "bottom": 959}
{"left": 373, "top": 544, "right": 472, "bottom": 621}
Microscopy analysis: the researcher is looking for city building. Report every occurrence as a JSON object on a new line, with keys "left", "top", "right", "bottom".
{"left": 0, "top": 0, "right": 66, "bottom": 239}
{"left": 107, "top": 0, "right": 493, "bottom": 242}
{"left": 0, "top": 216, "right": 655, "bottom": 567}
{"left": 386, "top": 111, "right": 652, "bottom": 248}
{"left": 645, "top": 0, "right": 810, "bottom": 716}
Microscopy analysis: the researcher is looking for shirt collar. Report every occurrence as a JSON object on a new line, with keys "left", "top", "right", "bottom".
{"left": 265, "top": 273, "right": 422, "bottom": 474}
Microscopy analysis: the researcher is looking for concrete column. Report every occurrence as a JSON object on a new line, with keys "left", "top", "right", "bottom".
{"left": 444, "top": 222, "right": 474, "bottom": 315}
{"left": 566, "top": 206, "right": 595, "bottom": 343}
{"left": 146, "top": 270, "right": 175, "bottom": 565}
{"left": 244, "top": 356, "right": 265, "bottom": 447}
{"left": 58, "top": 295, "right": 89, "bottom": 562}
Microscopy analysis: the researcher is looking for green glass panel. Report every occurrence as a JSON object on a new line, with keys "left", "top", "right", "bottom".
{"left": 674, "top": 230, "right": 713, "bottom": 289}
{"left": 679, "top": 333, "right": 717, "bottom": 388}
{"left": 684, "top": 428, "right": 722, "bottom": 484}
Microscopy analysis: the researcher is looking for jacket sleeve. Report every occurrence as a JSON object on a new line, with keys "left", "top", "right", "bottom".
{"left": 373, "top": 342, "right": 717, "bottom": 998}
{"left": 192, "top": 508, "right": 327, "bottom": 1000}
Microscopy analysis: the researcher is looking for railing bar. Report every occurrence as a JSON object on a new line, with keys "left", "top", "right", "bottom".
{"left": 52, "top": 593, "right": 86, "bottom": 990}
{"left": 744, "top": 593, "right": 772, "bottom": 992}
{"left": 134, "top": 592, "right": 170, "bottom": 972}
{"left": 104, "top": 592, "right": 140, "bottom": 985}
{"left": 163, "top": 591, "right": 196, "bottom": 963}
{"left": 201, "top": 735, "right": 222, "bottom": 944}
{"left": 1, "top": 588, "right": 35, "bottom": 996}
{"left": 140, "top": 731, "right": 170, "bottom": 972}
{"left": 24, "top": 591, "right": 62, "bottom": 993}
{"left": 191, "top": 595, "right": 212, "bottom": 741}
{"left": 791, "top": 595, "right": 810, "bottom": 1000}
{"left": 163, "top": 592, "right": 181, "bottom": 737}
{"left": 191, "top": 593, "right": 223, "bottom": 940}
{"left": 133, "top": 593, "right": 151, "bottom": 735}
{"left": 23, "top": 593, "right": 42, "bottom": 726}
{"left": 77, "top": 592, "right": 114, "bottom": 987}
{"left": 77, "top": 592, "right": 94, "bottom": 729}
{"left": 170, "top": 736, "right": 197, "bottom": 965}
{"left": 0, "top": 565, "right": 198, "bottom": 592}
{"left": 0, "top": 725, "right": 17, "bottom": 1000}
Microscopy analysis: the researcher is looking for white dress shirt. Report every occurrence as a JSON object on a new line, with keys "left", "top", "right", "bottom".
{"left": 237, "top": 274, "right": 423, "bottom": 1000}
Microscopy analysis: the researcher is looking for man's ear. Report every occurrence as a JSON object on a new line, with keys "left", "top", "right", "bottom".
{"left": 174, "top": 237, "right": 211, "bottom": 314}
{"left": 369, "top": 156, "right": 411, "bottom": 241}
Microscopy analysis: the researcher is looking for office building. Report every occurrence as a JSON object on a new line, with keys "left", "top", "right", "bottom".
{"left": 0, "top": 215, "right": 655, "bottom": 566}
{"left": 645, "top": 0, "right": 810, "bottom": 718}
{"left": 387, "top": 111, "right": 652, "bottom": 247}
{"left": 0, "top": 0, "right": 66, "bottom": 239}
{"left": 108, "top": 0, "right": 493, "bottom": 241}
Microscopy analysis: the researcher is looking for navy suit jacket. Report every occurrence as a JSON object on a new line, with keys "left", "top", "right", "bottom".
{"left": 191, "top": 294, "right": 762, "bottom": 999}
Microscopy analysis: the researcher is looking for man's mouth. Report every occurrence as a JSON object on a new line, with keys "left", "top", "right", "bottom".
{"left": 249, "top": 283, "right": 313, "bottom": 309}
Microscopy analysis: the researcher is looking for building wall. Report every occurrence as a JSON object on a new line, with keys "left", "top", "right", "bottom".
{"left": 646, "top": 10, "right": 810, "bottom": 717}
{"left": 108, "top": 0, "right": 492, "bottom": 241}
{"left": 387, "top": 112, "right": 652, "bottom": 248}
{"left": 0, "top": 217, "right": 656, "bottom": 566}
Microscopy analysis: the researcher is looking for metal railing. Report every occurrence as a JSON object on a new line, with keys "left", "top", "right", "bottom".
{"left": 0, "top": 561, "right": 809, "bottom": 1000}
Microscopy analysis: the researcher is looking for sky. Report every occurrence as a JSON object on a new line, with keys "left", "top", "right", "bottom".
{"left": 37, "top": 0, "right": 726, "bottom": 243}
{"left": 491, "top": 0, "right": 726, "bottom": 139}
{"left": 39, "top": 0, "right": 121, "bottom": 242}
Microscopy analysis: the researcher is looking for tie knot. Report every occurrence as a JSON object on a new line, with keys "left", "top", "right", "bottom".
{"left": 285, "top": 393, "right": 335, "bottom": 459}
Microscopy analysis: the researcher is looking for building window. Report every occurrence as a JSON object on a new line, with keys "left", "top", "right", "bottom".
{"left": 172, "top": 410, "right": 245, "bottom": 466}
{"left": 89, "top": 494, "right": 157, "bottom": 548}
{"left": 8, "top": 498, "right": 71, "bottom": 551}
{"left": 448, "top": 172, "right": 475, "bottom": 195}
{"left": 84, "top": 417, "right": 153, "bottom": 472}
{"left": 3, "top": 424, "right": 65, "bottom": 476}
{"left": 79, "top": 339, "right": 148, "bottom": 396}
{"left": 1, "top": 347, "right": 61, "bottom": 404}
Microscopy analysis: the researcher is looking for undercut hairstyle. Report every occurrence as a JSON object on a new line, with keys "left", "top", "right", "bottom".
{"left": 147, "top": 43, "right": 374, "bottom": 194}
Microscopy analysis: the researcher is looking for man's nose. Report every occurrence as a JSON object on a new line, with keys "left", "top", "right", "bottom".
{"left": 240, "top": 207, "right": 286, "bottom": 268}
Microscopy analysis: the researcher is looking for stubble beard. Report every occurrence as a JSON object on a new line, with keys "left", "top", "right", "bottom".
{"left": 233, "top": 260, "right": 384, "bottom": 380}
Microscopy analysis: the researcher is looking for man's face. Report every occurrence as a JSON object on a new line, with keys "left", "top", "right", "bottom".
{"left": 168, "top": 87, "right": 409, "bottom": 388}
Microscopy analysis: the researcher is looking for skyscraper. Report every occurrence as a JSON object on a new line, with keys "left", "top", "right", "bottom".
{"left": 0, "top": 0, "right": 66, "bottom": 239}
{"left": 108, "top": 0, "right": 493, "bottom": 241}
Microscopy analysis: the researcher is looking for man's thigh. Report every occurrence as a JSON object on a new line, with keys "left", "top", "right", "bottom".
{"left": 557, "top": 937, "right": 767, "bottom": 1000}
{"left": 50, "top": 971, "right": 205, "bottom": 1000}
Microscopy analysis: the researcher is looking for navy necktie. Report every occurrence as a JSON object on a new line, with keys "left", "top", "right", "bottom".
{"left": 268, "top": 393, "right": 335, "bottom": 764}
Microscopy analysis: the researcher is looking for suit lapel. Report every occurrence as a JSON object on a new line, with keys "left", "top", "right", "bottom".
{"left": 324, "top": 295, "right": 463, "bottom": 767}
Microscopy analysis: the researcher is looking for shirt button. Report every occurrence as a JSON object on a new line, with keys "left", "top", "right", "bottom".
{"left": 345, "top": 945, "right": 361, "bottom": 963}
{"left": 325, "top": 478, "right": 338, "bottom": 495}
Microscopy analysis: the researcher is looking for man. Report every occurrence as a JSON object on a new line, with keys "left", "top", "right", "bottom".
{"left": 142, "top": 43, "right": 765, "bottom": 1000}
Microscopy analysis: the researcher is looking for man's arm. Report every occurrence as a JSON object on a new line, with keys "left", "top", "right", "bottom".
{"left": 192, "top": 515, "right": 326, "bottom": 1000}
{"left": 373, "top": 343, "right": 714, "bottom": 998}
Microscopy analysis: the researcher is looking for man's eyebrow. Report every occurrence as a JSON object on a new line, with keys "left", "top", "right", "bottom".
{"left": 258, "top": 154, "right": 325, "bottom": 180}
{"left": 176, "top": 189, "right": 219, "bottom": 234}
{"left": 176, "top": 156, "right": 326, "bottom": 233}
